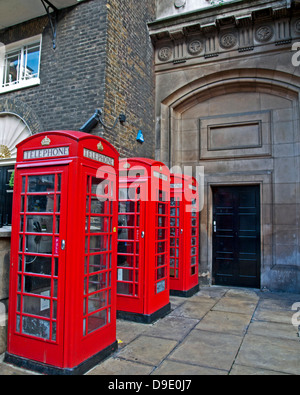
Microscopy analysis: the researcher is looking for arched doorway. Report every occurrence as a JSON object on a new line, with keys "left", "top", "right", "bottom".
{"left": 0, "top": 113, "right": 31, "bottom": 226}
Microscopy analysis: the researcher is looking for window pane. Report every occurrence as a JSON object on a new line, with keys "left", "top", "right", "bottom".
{"left": 22, "top": 316, "right": 50, "bottom": 340}
{"left": 5, "top": 50, "right": 20, "bottom": 84}
{"left": 25, "top": 44, "right": 40, "bottom": 79}
{"left": 24, "top": 255, "right": 52, "bottom": 275}
{"left": 27, "top": 195, "right": 54, "bottom": 213}
{"left": 88, "top": 310, "right": 107, "bottom": 334}
{"left": 28, "top": 175, "right": 55, "bottom": 193}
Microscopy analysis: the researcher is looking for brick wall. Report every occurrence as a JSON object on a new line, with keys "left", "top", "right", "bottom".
{"left": 104, "top": 0, "right": 156, "bottom": 158}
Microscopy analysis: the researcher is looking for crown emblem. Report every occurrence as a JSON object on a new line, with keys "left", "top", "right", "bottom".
{"left": 97, "top": 142, "right": 104, "bottom": 152}
{"left": 41, "top": 136, "right": 51, "bottom": 146}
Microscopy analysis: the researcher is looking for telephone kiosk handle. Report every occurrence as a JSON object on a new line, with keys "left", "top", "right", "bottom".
{"left": 61, "top": 240, "right": 66, "bottom": 250}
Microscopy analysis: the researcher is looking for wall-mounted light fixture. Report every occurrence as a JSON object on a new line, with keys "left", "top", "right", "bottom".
{"left": 80, "top": 109, "right": 126, "bottom": 134}
{"left": 136, "top": 130, "right": 144, "bottom": 144}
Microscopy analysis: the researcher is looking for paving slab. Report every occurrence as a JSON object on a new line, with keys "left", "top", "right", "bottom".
{"left": 170, "top": 299, "right": 216, "bottom": 320}
{"left": 116, "top": 335, "right": 178, "bottom": 367}
{"left": 145, "top": 315, "right": 199, "bottom": 341}
{"left": 234, "top": 333, "right": 300, "bottom": 375}
{"left": 212, "top": 295, "right": 258, "bottom": 316}
{"left": 168, "top": 329, "right": 244, "bottom": 372}
{"left": 87, "top": 357, "right": 153, "bottom": 375}
{"left": 253, "top": 308, "right": 295, "bottom": 325}
{"left": 230, "top": 364, "right": 289, "bottom": 375}
{"left": 116, "top": 319, "right": 149, "bottom": 348}
{"left": 247, "top": 320, "right": 299, "bottom": 340}
{"left": 195, "top": 310, "right": 252, "bottom": 336}
{"left": 152, "top": 359, "right": 227, "bottom": 375}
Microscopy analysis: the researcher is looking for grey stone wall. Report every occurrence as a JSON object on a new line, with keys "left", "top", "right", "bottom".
{"left": 149, "top": 0, "right": 300, "bottom": 292}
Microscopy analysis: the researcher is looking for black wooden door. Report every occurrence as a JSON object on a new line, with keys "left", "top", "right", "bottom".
{"left": 0, "top": 165, "right": 14, "bottom": 226}
{"left": 212, "top": 186, "right": 261, "bottom": 288}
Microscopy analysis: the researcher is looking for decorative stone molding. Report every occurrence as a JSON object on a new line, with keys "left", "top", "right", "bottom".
{"left": 150, "top": 4, "right": 299, "bottom": 64}
{"left": 255, "top": 25, "right": 274, "bottom": 42}
{"left": 219, "top": 31, "right": 238, "bottom": 49}
{"left": 158, "top": 46, "right": 173, "bottom": 62}
{"left": 187, "top": 39, "right": 203, "bottom": 55}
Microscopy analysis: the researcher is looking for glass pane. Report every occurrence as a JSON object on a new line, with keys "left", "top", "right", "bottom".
{"left": 25, "top": 235, "right": 52, "bottom": 254}
{"left": 88, "top": 273, "right": 108, "bottom": 293}
{"left": 118, "top": 228, "right": 135, "bottom": 241}
{"left": 117, "top": 282, "right": 133, "bottom": 296}
{"left": 89, "top": 217, "right": 108, "bottom": 233}
{"left": 5, "top": 50, "right": 20, "bottom": 84}
{"left": 118, "top": 254, "right": 135, "bottom": 268}
{"left": 28, "top": 175, "right": 55, "bottom": 193}
{"left": 90, "top": 198, "right": 105, "bottom": 214}
{"left": 24, "top": 255, "right": 52, "bottom": 275}
{"left": 89, "top": 235, "right": 108, "bottom": 252}
{"left": 25, "top": 44, "right": 40, "bottom": 79}
{"left": 117, "top": 268, "right": 134, "bottom": 282}
{"left": 23, "top": 276, "right": 51, "bottom": 296}
{"left": 88, "top": 254, "right": 108, "bottom": 273}
{"left": 88, "top": 291, "right": 108, "bottom": 314}
{"left": 26, "top": 215, "right": 53, "bottom": 233}
{"left": 119, "top": 201, "right": 136, "bottom": 213}
{"left": 118, "top": 214, "right": 135, "bottom": 227}
{"left": 22, "top": 294, "right": 50, "bottom": 318}
{"left": 157, "top": 267, "right": 166, "bottom": 280}
{"left": 88, "top": 310, "right": 107, "bottom": 334}
{"left": 27, "top": 195, "right": 54, "bottom": 213}
{"left": 118, "top": 241, "right": 134, "bottom": 254}
{"left": 22, "top": 316, "right": 50, "bottom": 340}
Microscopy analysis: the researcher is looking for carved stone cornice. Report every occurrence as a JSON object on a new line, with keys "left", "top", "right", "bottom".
{"left": 150, "top": 1, "right": 300, "bottom": 65}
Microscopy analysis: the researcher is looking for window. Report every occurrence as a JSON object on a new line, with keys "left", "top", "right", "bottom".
{"left": 0, "top": 36, "right": 42, "bottom": 93}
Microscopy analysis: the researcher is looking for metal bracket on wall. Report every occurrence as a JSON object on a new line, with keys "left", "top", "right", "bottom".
{"left": 41, "top": 0, "right": 58, "bottom": 49}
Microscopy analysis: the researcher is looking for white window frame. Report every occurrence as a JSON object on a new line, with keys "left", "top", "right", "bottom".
{"left": 0, "top": 35, "right": 42, "bottom": 94}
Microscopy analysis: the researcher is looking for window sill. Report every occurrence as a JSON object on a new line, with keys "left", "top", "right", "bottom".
{"left": 0, "top": 226, "right": 11, "bottom": 238}
{"left": 0, "top": 78, "right": 40, "bottom": 95}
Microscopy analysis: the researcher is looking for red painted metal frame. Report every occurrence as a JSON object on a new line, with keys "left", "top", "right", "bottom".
{"left": 6, "top": 131, "right": 119, "bottom": 374}
{"left": 169, "top": 174, "right": 199, "bottom": 297}
{"left": 117, "top": 158, "right": 171, "bottom": 322}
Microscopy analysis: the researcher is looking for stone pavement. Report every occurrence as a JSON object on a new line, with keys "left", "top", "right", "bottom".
{"left": 0, "top": 286, "right": 299, "bottom": 375}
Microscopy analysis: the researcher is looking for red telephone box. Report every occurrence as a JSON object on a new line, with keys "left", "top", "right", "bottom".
{"left": 169, "top": 174, "right": 199, "bottom": 297}
{"left": 117, "top": 158, "right": 171, "bottom": 323}
{"left": 6, "top": 131, "right": 119, "bottom": 375}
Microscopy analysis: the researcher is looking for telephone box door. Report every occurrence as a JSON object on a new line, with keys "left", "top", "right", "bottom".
{"left": 8, "top": 166, "right": 68, "bottom": 367}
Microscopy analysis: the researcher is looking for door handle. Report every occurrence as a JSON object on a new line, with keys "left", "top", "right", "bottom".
{"left": 141, "top": 231, "right": 145, "bottom": 239}
{"left": 213, "top": 221, "right": 217, "bottom": 233}
{"left": 61, "top": 240, "right": 66, "bottom": 250}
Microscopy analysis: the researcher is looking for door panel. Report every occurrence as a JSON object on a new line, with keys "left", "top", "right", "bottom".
{"left": 117, "top": 183, "right": 146, "bottom": 313}
{"left": 213, "top": 186, "right": 261, "bottom": 288}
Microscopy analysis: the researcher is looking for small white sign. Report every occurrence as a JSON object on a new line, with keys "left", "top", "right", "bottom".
{"left": 24, "top": 146, "right": 69, "bottom": 160}
{"left": 40, "top": 291, "right": 50, "bottom": 311}
{"left": 83, "top": 148, "right": 115, "bottom": 166}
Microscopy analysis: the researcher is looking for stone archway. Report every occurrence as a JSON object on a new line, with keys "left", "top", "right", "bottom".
{"left": 157, "top": 68, "right": 300, "bottom": 292}
{"left": 0, "top": 113, "right": 32, "bottom": 161}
